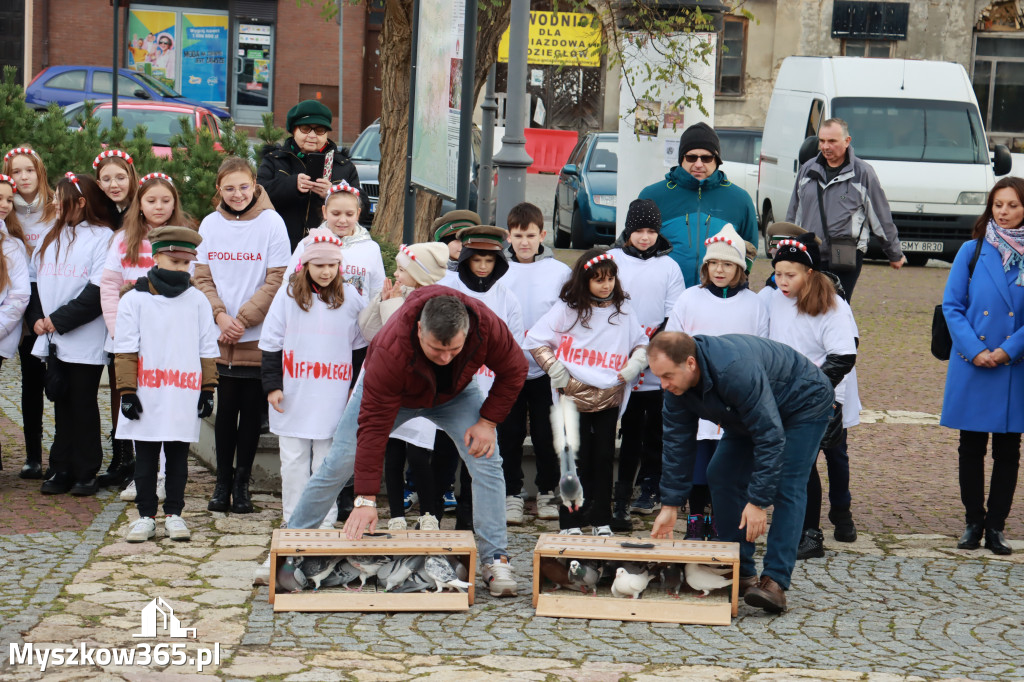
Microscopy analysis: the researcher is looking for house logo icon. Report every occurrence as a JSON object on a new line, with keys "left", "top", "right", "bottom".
{"left": 133, "top": 597, "right": 197, "bottom": 639}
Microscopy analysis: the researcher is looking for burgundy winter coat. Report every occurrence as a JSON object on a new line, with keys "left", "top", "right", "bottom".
{"left": 353, "top": 284, "right": 527, "bottom": 495}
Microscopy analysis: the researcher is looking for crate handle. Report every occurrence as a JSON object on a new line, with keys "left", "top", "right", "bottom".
{"left": 620, "top": 542, "right": 656, "bottom": 549}
{"left": 362, "top": 532, "right": 393, "bottom": 538}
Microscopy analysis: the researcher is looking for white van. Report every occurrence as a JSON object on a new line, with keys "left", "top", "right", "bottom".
{"left": 757, "top": 57, "right": 1011, "bottom": 264}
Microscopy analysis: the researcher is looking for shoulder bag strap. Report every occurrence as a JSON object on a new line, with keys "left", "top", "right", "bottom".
{"left": 968, "top": 237, "right": 983, "bottom": 280}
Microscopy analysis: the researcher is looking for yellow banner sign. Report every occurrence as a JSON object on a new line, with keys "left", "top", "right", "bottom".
{"left": 498, "top": 11, "right": 603, "bottom": 68}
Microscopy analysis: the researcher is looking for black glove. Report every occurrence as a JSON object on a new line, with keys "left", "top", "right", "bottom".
{"left": 197, "top": 390, "right": 215, "bottom": 419}
{"left": 120, "top": 393, "right": 143, "bottom": 421}
{"left": 820, "top": 402, "right": 844, "bottom": 450}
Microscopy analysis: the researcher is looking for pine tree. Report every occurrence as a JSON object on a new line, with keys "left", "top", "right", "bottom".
{"left": 254, "top": 112, "right": 286, "bottom": 163}
{"left": 0, "top": 66, "right": 36, "bottom": 151}
{"left": 163, "top": 117, "right": 222, "bottom": 220}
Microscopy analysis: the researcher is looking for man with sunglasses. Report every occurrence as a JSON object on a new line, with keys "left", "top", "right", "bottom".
{"left": 258, "top": 99, "right": 364, "bottom": 249}
{"left": 639, "top": 122, "right": 759, "bottom": 289}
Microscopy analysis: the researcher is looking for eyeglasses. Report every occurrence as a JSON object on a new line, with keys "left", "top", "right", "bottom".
{"left": 683, "top": 154, "right": 716, "bottom": 164}
{"left": 220, "top": 184, "right": 252, "bottom": 195}
{"left": 297, "top": 125, "right": 329, "bottom": 136}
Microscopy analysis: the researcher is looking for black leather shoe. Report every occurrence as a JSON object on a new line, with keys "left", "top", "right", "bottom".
{"left": 796, "top": 528, "right": 825, "bottom": 560}
{"left": 207, "top": 482, "right": 231, "bottom": 512}
{"left": 829, "top": 506, "right": 858, "bottom": 543}
{"left": 40, "top": 471, "right": 74, "bottom": 495}
{"left": 985, "top": 527, "right": 1012, "bottom": 555}
{"left": 70, "top": 477, "right": 99, "bottom": 496}
{"left": 609, "top": 501, "right": 632, "bottom": 532}
{"left": 19, "top": 461, "right": 43, "bottom": 479}
{"left": 957, "top": 522, "right": 984, "bottom": 550}
{"left": 230, "top": 467, "right": 254, "bottom": 514}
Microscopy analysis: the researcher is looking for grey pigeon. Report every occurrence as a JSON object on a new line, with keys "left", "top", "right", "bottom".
{"left": 568, "top": 559, "right": 600, "bottom": 595}
{"left": 276, "top": 556, "right": 308, "bottom": 593}
{"left": 611, "top": 567, "right": 652, "bottom": 599}
{"left": 684, "top": 563, "right": 733, "bottom": 597}
{"left": 302, "top": 556, "right": 343, "bottom": 591}
{"left": 551, "top": 396, "right": 584, "bottom": 512}
{"left": 318, "top": 558, "right": 361, "bottom": 589}
{"left": 447, "top": 556, "right": 469, "bottom": 582}
{"left": 381, "top": 556, "right": 427, "bottom": 592}
{"left": 424, "top": 556, "right": 473, "bottom": 593}
{"left": 390, "top": 567, "right": 435, "bottom": 593}
{"left": 348, "top": 555, "right": 389, "bottom": 591}
{"left": 660, "top": 564, "right": 683, "bottom": 598}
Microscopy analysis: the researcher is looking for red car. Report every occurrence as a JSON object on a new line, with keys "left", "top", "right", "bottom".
{"left": 84, "top": 101, "right": 225, "bottom": 158}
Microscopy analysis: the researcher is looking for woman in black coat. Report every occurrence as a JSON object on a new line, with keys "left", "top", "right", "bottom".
{"left": 257, "top": 99, "right": 363, "bottom": 249}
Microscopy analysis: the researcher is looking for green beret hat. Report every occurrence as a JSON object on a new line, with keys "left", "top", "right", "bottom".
{"left": 286, "top": 100, "right": 333, "bottom": 132}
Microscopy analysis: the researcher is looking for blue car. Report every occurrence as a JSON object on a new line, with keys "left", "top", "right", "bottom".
{"left": 553, "top": 132, "right": 618, "bottom": 249}
{"left": 25, "top": 65, "right": 231, "bottom": 120}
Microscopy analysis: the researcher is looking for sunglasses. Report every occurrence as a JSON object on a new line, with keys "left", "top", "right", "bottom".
{"left": 159, "top": 40, "right": 171, "bottom": 46}
{"left": 297, "top": 125, "right": 329, "bottom": 136}
{"left": 683, "top": 154, "right": 716, "bottom": 164}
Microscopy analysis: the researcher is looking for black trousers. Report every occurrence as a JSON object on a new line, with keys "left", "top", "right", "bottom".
{"left": 959, "top": 430, "right": 1021, "bottom": 531}
{"left": 385, "top": 437, "right": 447, "bottom": 519}
{"left": 559, "top": 406, "right": 618, "bottom": 529}
{"left": 823, "top": 250, "right": 864, "bottom": 303}
{"left": 615, "top": 390, "right": 664, "bottom": 496}
{"left": 19, "top": 334, "right": 45, "bottom": 462}
{"left": 50, "top": 362, "right": 104, "bottom": 481}
{"left": 496, "top": 374, "right": 559, "bottom": 496}
{"left": 214, "top": 375, "right": 263, "bottom": 476}
{"left": 135, "top": 440, "right": 189, "bottom": 517}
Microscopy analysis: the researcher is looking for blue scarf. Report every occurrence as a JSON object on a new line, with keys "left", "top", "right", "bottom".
{"left": 985, "top": 219, "right": 1024, "bottom": 286}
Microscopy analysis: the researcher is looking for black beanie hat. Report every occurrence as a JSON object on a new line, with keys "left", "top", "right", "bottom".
{"left": 678, "top": 122, "right": 722, "bottom": 165}
{"left": 771, "top": 232, "right": 821, "bottom": 271}
{"left": 623, "top": 198, "right": 661, "bottom": 238}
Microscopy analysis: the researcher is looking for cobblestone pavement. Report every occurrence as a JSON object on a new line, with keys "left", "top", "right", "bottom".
{"left": 2, "top": 262, "right": 1024, "bottom": 681}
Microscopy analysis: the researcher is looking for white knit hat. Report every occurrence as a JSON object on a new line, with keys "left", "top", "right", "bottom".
{"left": 702, "top": 224, "right": 746, "bottom": 269}
{"left": 396, "top": 242, "right": 449, "bottom": 286}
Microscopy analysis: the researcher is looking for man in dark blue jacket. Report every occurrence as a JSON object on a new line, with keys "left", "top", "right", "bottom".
{"left": 649, "top": 332, "right": 833, "bottom": 613}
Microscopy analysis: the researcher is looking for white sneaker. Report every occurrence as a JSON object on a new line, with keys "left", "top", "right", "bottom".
{"left": 387, "top": 517, "right": 407, "bottom": 531}
{"left": 481, "top": 557, "right": 518, "bottom": 597}
{"left": 157, "top": 475, "right": 166, "bottom": 502}
{"left": 558, "top": 527, "right": 584, "bottom": 536}
{"left": 318, "top": 518, "right": 335, "bottom": 529}
{"left": 119, "top": 480, "right": 137, "bottom": 501}
{"left": 418, "top": 513, "right": 440, "bottom": 530}
{"left": 536, "top": 493, "right": 559, "bottom": 520}
{"left": 164, "top": 514, "right": 191, "bottom": 541}
{"left": 505, "top": 495, "right": 525, "bottom": 525}
{"left": 593, "top": 525, "right": 613, "bottom": 537}
{"left": 252, "top": 555, "right": 271, "bottom": 586}
{"left": 125, "top": 516, "right": 155, "bottom": 542}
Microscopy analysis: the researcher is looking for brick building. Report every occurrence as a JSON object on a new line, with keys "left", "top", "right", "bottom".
{"left": 2, "top": 0, "right": 383, "bottom": 142}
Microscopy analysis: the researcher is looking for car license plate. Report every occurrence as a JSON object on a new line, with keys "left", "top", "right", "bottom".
{"left": 370, "top": 202, "right": 377, "bottom": 214}
{"left": 902, "top": 240, "right": 943, "bottom": 253}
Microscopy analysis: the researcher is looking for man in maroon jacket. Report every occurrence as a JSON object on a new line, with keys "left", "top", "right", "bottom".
{"left": 287, "top": 287, "right": 528, "bottom": 596}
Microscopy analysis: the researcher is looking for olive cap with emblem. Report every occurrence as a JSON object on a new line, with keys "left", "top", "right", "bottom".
{"left": 432, "top": 209, "right": 481, "bottom": 243}
{"left": 766, "top": 221, "right": 822, "bottom": 245}
{"left": 455, "top": 225, "right": 509, "bottom": 252}
{"left": 148, "top": 225, "right": 202, "bottom": 262}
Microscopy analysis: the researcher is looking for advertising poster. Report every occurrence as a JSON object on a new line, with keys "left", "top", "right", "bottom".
{"left": 180, "top": 13, "right": 228, "bottom": 103}
{"left": 498, "top": 11, "right": 603, "bottom": 67}
{"left": 127, "top": 9, "right": 178, "bottom": 89}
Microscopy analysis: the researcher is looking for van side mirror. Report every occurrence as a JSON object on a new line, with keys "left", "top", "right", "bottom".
{"left": 133, "top": 88, "right": 151, "bottom": 100}
{"left": 993, "top": 144, "right": 1012, "bottom": 177}
{"left": 798, "top": 135, "right": 818, "bottom": 167}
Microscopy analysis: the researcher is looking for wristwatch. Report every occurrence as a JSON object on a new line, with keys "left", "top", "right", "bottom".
{"left": 353, "top": 496, "right": 377, "bottom": 509}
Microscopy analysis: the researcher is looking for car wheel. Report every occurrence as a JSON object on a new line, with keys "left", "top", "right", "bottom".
{"left": 761, "top": 205, "right": 775, "bottom": 257}
{"left": 553, "top": 199, "right": 570, "bottom": 248}
{"left": 905, "top": 254, "right": 929, "bottom": 267}
{"left": 570, "top": 209, "right": 593, "bottom": 250}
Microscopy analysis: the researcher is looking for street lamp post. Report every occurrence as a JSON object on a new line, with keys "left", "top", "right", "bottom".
{"left": 491, "top": 0, "right": 532, "bottom": 230}
{"left": 477, "top": 64, "right": 497, "bottom": 226}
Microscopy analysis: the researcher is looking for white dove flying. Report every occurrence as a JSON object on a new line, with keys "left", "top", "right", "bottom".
{"left": 551, "top": 395, "right": 584, "bottom": 512}
{"left": 684, "top": 563, "right": 734, "bottom": 597}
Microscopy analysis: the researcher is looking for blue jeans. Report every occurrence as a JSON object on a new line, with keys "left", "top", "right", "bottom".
{"left": 706, "top": 415, "right": 829, "bottom": 590}
{"left": 288, "top": 376, "right": 509, "bottom": 559}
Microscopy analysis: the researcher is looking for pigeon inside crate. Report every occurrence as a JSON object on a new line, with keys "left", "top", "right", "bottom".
{"left": 269, "top": 528, "right": 476, "bottom": 612}
{"left": 531, "top": 533, "right": 741, "bottom": 625}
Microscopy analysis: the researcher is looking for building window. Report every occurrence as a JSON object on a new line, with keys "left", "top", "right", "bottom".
{"left": 842, "top": 39, "right": 894, "bottom": 57}
{"left": 717, "top": 15, "right": 747, "bottom": 96}
{"left": 973, "top": 34, "right": 1024, "bottom": 135}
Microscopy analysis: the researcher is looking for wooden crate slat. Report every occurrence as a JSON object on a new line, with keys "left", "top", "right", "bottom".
{"left": 273, "top": 591, "right": 470, "bottom": 613}
{"left": 536, "top": 593, "right": 732, "bottom": 625}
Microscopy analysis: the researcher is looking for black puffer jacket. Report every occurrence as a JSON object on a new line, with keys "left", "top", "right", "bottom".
{"left": 257, "top": 137, "right": 363, "bottom": 249}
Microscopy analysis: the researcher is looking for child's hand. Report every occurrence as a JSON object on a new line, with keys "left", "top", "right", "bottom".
{"left": 216, "top": 312, "right": 244, "bottom": 343}
{"left": 267, "top": 389, "right": 284, "bottom": 413}
{"left": 380, "top": 278, "right": 396, "bottom": 300}
{"left": 121, "top": 393, "right": 143, "bottom": 420}
{"left": 197, "top": 391, "right": 215, "bottom": 418}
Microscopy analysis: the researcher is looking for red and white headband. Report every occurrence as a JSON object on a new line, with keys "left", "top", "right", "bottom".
{"left": 775, "top": 238, "right": 813, "bottom": 265}
{"left": 399, "top": 243, "right": 433, "bottom": 277}
{"left": 3, "top": 147, "right": 39, "bottom": 164}
{"left": 583, "top": 253, "right": 613, "bottom": 270}
{"left": 326, "top": 180, "right": 360, "bottom": 198}
{"left": 139, "top": 172, "right": 173, "bottom": 186}
{"left": 0, "top": 174, "right": 15, "bottom": 193}
{"left": 64, "top": 172, "right": 83, "bottom": 195}
{"left": 705, "top": 235, "right": 734, "bottom": 247}
{"left": 92, "top": 149, "right": 133, "bottom": 170}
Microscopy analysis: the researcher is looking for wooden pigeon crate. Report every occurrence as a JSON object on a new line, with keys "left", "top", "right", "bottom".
{"left": 532, "top": 533, "right": 741, "bottom": 625}
{"left": 269, "top": 529, "right": 476, "bottom": 612}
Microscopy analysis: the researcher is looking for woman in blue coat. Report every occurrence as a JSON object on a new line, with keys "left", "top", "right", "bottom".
{"left": 941, "top": 176, "right": 1024, "bottom": 556}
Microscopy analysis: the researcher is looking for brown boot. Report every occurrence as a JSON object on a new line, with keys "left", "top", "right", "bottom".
{"left": 738, "top": 575, "right": 758, "bottom": 597}
{"left": 743, "top": 575, "right": 787, "bottom": 613}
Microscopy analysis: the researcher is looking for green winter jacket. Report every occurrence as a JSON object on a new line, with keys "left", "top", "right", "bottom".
{"left": 638, "top": 167, "right": 758, "bottom": 288}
